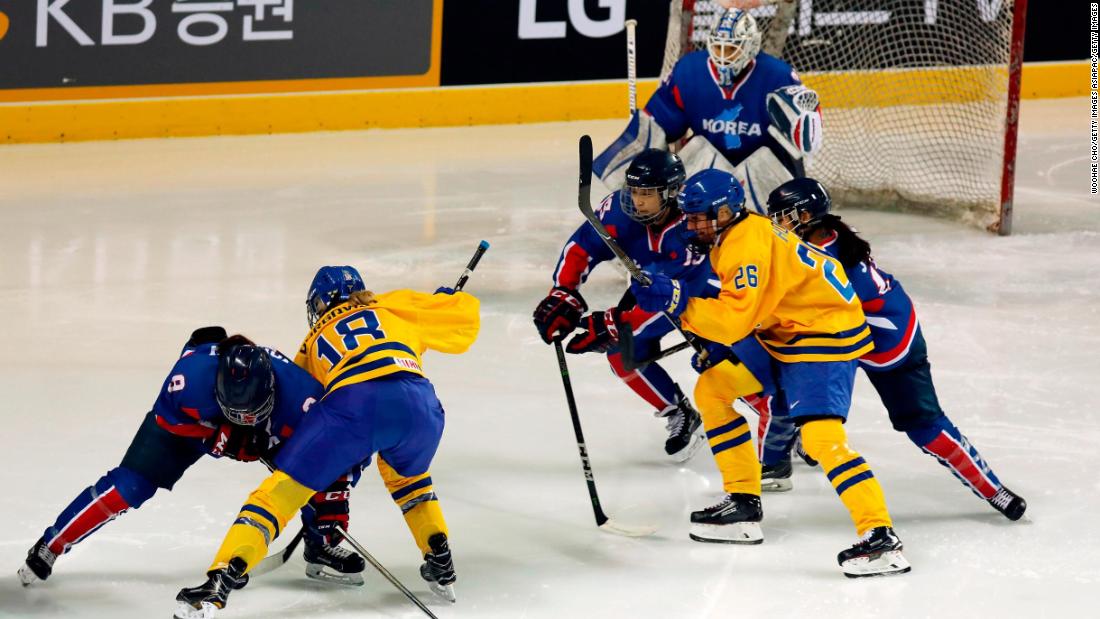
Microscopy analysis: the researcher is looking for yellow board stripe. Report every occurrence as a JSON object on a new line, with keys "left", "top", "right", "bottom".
{"left": 0, "top": 61, "right": 1086, "bottom": 145}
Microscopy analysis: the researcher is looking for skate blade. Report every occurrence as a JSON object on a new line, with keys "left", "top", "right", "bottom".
{"left": 17, "top": 564, "right": 39, "bottom": 587}
{"left": 173, "top": 601, "right": 216, "bottom": 619}
{"left": 598, "top": 519, "right": 659, "bottom": 537}
{"left": 668, "top": 430, "right": 705, "bottom": 464}
{"left": 689, "top": 522, "right": 764, "bottom": 544}
{"left": 428, "top": 581, "right": 456, "bottom": 603}
{"left": 305, "top": 563, "right": 365, "bottom": 587}
{"left": 761, "top": 478, "right": 793, "bottom": 493}
{"left": 841, "top": 550, "right": 912, "bottom": 578}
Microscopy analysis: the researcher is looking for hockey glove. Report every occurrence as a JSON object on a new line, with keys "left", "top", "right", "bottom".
{"left": 630, "top": 271, "right": 688, "bottom": 317}
{"left": 766, "top": 85, "right": 822, "bottom": 158}
{"left": 566, "top": 308, "right": 622, "bottom": 354}
{"left": 691, "top": 339, "right": 735, "bottom": 374}
{"left": 532, "top": 286, "right": 587, "bottom": 344}
{"left": 434, "top": 286, "right": 455, "bottom": 295}
{"left": 306, "top": 477, "right": 353, "bottom": 546}
{"left": 205, "top": 423, "right": 267, "bottom": 462}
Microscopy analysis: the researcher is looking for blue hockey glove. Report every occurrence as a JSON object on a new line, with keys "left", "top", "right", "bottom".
{"left": 434, "top": 286, "right": 456, "bottom": 295}
{"left": 691, "top": 340, "right": 734, "bottom": 374}
{"left": 630, "top": 271, "right": 688, "bottom": 317}
{"left": 566, "top": 308, "right": 621, "bottom": 354}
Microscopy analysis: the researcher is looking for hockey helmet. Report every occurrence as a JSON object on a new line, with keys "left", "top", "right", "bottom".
{"left": 766, "top": 177, "right": 832, "bottom": 235}
{"left": 678, "top": 169, "right": 746, "bottom": 250}
{"left": 306, "top": 265, "right": 366, "bottom": 327}
{"left": 621, "top": 149, "right": 687, "bottom": 225}
{"left": 215, "top": 343, "right": 275, "bottom": 426}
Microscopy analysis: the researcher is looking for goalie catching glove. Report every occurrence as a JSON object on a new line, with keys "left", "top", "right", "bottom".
{"left": 766, "top": 85, "right": 822, "bottom": 159}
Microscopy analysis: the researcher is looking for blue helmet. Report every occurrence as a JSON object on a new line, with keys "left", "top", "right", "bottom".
{"left": 766, "top": 177, "right": 832, "bottom": 235}
{"left": 677, "top": 169, "right": 746, "bottom": 249}
{"left": 620, "top": 149, "right": 687, "bottom": 225}
{"left": 306, "top": 265, "right": 365, "bottom": 327}
{"left": 216, "top": 340, "right": 275, "bottom": 426}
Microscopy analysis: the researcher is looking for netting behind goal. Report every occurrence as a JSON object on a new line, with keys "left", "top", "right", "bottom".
{"left": 663, "top": 1, "right": 1025, "bottom": 232}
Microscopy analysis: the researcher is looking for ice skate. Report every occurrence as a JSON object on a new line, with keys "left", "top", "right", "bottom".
{"left": 689, "top": 493, "right": 764, "bottom": 544}
{"left": 837, "top": 526, "right": 911, "bottom": 578}
{"left": 761, "top": 458, "right": 793, "bottom": 492}
{"left": 304, "top": 537, "right": 366, "bottom": 586}
{"left": 420, "top": 532, "right": 456, "bottom": 603}
{"left": 174, "top": 558, "right": 248, "bottom": 619}
{"left": 659, "top": 397, "right": 704, "bottom": 463}
{"left": 988, "top": 486, "right": 1026, "bottom": 521}
{"left": 17, "top": 537, "right": 56, "bottom": 587}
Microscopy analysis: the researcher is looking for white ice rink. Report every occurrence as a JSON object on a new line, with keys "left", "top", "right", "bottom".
{"left": 1, "top": 98, "right": 1097, "bottom": 618}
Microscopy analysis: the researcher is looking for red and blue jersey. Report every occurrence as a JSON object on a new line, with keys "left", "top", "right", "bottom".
{"left": 816, "top": 232, "right": 920, "bottom": 371}
{"left": 152, "top": 342, "right": 323, "bottom": 455}
{"left": 553, "top": 191, "right": 714, "bottom": 291}
{"left": 646, "top": 51, "right": 802, "bottom": 167}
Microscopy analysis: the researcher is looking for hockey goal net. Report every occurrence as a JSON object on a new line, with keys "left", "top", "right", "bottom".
{"left": 662, "top": 0, "right": 1027, "bottom": 233}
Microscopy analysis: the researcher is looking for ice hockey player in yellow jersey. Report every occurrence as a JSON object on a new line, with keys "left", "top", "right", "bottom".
{"left": 174, "top": 266, "right": 479, "bottom": 618}
{"left": 631, "top": 169, "right": 910, "bottom": 578}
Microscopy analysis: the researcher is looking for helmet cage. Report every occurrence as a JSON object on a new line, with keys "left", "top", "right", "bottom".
{"left": 219, "top": 389, "right": 274, "bottom": 426}
{"left": 620, "top": 183, "right": 680, "bottom": 225}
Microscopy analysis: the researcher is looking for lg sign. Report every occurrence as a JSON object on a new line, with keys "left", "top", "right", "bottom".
{"left": 518, "top": 0, "right": 625, "bottom": 39}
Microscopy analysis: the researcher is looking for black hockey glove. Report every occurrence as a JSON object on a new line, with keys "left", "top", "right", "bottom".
{"left": 566, "top": 308, "right": 622, "bottom": 354}
{"left": 532, "top": 286, "right": 587, "bottom": 344}
{"left": 204, "top": 423, "right": 267, "bottom": 462}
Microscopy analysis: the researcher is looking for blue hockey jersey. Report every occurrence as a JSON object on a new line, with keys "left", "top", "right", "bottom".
{"left": 152, "top": 342, "right": 323, "bottom": 455}
{"left": 646, "top": 51, "right": 801, "bottom": 167}
{"left": 816, "top": 232, "right": 920, "bottom": 371}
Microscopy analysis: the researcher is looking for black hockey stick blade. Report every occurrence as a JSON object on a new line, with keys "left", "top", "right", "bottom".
{"left": 250, "top": 527, "right": 305, "bottom": 577}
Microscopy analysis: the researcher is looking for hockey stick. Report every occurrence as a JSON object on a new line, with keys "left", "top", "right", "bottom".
{"left": 576, "top": 135, "right": 703, "bottom": 370}
{"left": 625, "top": 19, "right": 638, "bottom": 115}
{"left": 621, "top": 337, "right": 695, "bottom": 372}
{"left": 334, "top": 524, "right": 442, "bottom": 619}
{"left": 554, "top": 340, "right": 658, "bottom": 537}
{"left": 455, "top": 240, "right": 490, "bottom": 291}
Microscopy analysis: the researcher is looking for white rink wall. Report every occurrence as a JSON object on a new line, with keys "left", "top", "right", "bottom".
{"left": 0, "top": 98, "right": 1096, "bottom": 619}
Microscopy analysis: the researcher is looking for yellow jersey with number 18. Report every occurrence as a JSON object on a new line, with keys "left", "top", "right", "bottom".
{"left": 680, "top": 214, "right": 872, "bottom": 363}
{"left": 294, "top": 290, "right": 480, "bottom": 393}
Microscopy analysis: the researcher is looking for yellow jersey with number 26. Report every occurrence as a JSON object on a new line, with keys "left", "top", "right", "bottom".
{"left": 680, "top": 213, "right": 872, "bottom": 363}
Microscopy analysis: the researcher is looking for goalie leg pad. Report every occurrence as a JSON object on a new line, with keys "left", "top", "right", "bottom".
{"left": 593, "top": 111, "right": 668, "bottom": 191}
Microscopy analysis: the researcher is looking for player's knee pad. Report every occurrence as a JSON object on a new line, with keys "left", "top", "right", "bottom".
{"left": 903, "top": 414, "right": 954, "bottom": 448}
{"left": 105, "top": 466, "right": 157, "bottom": 509}
{"left": 243, "top": 471, "right": 318, "bottom": 541}
{"left": 694, "top": 360, "right": 765, "bottom": 407}
{"left": 799, "top": 418, "right": 856, "bottom": 468}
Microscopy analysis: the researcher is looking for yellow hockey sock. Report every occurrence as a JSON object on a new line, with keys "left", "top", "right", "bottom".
{"left": 209, "top": 471, "right": 317, "bottom": 573}
{"left": 378, "top": 458, "right": 449, "bottom": 555}
{"left": 800, "top": 419, "right": 892, "bottom": 535}
{"left": 694, "top": 361, "right": 765, "bottom": 496}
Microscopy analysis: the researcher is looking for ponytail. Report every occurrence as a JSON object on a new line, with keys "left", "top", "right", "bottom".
{"left": 816, "top": 214, "right": 872, "bottom": 269}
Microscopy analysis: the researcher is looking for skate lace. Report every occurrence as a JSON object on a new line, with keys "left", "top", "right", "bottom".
{"left": 326, "top": 545, "right": 356, "bottom": 560}
{"left": 36, "top": 542, "right": 57, "bottom": 565}
{"left": 705, "top": 495, "right": 734, "bottom": 511}
{"left": 989, "top": 488, "right": 1013, "bottom": 510}
{"left": 665, "top": 410, "right": 686, "bottom": 435}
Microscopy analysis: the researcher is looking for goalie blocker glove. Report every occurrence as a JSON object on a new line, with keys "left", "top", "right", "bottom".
{"left": 533, "top": 286, "right": 587, "bottom": 343}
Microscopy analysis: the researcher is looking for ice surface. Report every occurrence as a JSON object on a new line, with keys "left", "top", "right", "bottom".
{"left": 0, "top": 98, "right": 1096, "bottom": 618}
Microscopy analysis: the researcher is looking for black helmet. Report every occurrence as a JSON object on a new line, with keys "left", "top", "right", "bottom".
{"left": 621, "top": 149, "right": 687, "bottom": 224}
{"left": 215, "top": 343, "right": 275, "bottom": 426}
{"left": 766, "top": 177, "right": 832, "bottom": 235}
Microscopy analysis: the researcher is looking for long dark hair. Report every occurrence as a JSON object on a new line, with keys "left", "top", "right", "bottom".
{"left": 812, "top": 214, "right": 872, "bottom": 270}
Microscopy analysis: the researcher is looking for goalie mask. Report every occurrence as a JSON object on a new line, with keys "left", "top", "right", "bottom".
{"left": 708, "top": 8, "right": 761, "bottom": 86}
{"left": 678, "top": 169, "right": 747, "bottom": 251}
{"left": 306, "top": 265, "right": 366, "bottom": 328}
{"left": 620, "top": 149, "right": 687, "bottom": 225}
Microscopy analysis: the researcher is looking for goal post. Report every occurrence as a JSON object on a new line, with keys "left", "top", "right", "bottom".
{"left": 661, "top": 0, "right": 1029, "bottom": 234}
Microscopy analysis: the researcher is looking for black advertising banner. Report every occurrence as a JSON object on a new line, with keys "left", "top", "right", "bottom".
{"left": 441, "top": 1, "right": 1088, "bottom": 87}
{"left": 0, "top": 0, "right": 437, "bottom": 92}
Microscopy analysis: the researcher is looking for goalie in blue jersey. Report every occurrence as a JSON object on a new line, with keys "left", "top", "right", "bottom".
{"left": 18, "top": 328, "right": 368, "bottom": 589}
{"left": 594, "top": 7, "right": 822, "bottom": 214}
